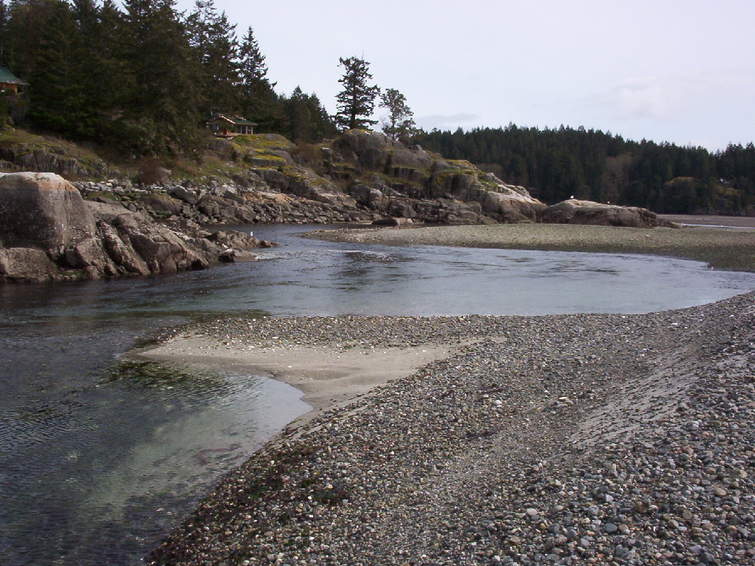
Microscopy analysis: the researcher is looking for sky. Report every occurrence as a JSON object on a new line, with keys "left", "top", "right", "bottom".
{"left": 176, "top": 0, "right": 755, "bottom": 151}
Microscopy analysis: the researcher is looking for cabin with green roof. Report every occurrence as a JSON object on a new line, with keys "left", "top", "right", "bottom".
{"left": 207, "top": 114, "right": 257, "bottom": 137}
{"left": 0, "top": 67, "right": 28, "bottom": 95}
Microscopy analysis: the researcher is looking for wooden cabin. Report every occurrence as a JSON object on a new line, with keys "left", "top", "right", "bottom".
{"left": 207, "top": 114, "right": 257, "bottom": 137}
{"left": 0, "top": 67, "right": 28, "bottom": 95}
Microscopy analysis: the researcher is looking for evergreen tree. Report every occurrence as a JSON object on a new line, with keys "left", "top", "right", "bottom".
{"left": 120, "top": 0, "right": 202, "bottom": 153}
{"left": 334, "top": 56, "right": 379, "bottom": 131}
{"left": 237, "top": 25, "right": 283, "bottom": 129}
{"left": 66, "top": 0, "right": 122, "bottom": 139}
{"left": 24, "top": 0, "right": 77, "bottom": 133}
{"left": 186, "top": 0, "right": 239, "bottom": 115}
{"left": 0, "top": 0, "right": 9, "bottom": 66}
{"left": 238, "top": 26, "right": 267, "bottom": 92}
{"left": 379, "top": 87, "right": 415, "bottom": 141}
{"left": 283, "top": 86, "right": 336, "bottom": 142}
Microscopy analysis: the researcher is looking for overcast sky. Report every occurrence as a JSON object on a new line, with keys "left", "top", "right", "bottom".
{"left": 177, "top": 0, "right": 755, "bottom": 151}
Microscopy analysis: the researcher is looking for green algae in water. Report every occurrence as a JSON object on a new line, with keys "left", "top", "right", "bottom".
{"left": 103, "top": 360, "right": 223, "bottom": 391}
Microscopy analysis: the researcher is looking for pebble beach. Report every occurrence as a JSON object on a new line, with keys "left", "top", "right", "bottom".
{"left": 145, "top": 289, "right": 754, "bottom": 565}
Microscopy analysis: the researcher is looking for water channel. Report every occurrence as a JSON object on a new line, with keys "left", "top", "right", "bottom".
{"left": 1, "top": 224, "right": 753, "bottom": 565}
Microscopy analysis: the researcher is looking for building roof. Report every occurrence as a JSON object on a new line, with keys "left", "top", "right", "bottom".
{"left": 0, "top": 67, "right": 28, "bottom": 85}
{"left": 210, "top": 114, "right": 257, "bottom": 127}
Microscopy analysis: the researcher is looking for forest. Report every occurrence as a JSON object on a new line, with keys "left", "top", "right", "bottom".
{"left": 0, "top": 0, "right": 336, "bottom": 154}
{"left": 415, "top": 126, "right": 755, "bottom": 214}
{"left": 0, "top": 0, "right": 753, "bottom": 214}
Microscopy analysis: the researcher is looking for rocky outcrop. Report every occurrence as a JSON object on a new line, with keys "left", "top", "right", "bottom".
{"left": 73, "top": 130, "right": 677, "bottom": 230}
{"left": 0, "top": 133, "right": 113, "bottom": 179}
{"left": 0, "top": 173, "right": 271, "bottom": 283}
{"left": 330, "top": 130, "right": 546, "bottom": 223}
{"left": 0, "top": 247, "right": 59, "bottom": 282}
{"left": 2, "top": 131, "right": 680, "bottom": 250}
{"left": 539, "top": 199, "right": 677, "bottom": 228}
{"left": 77, "top": 180, "right": 373, "bottom": 226}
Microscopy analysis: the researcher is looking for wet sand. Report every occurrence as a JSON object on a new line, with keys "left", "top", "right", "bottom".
{"left": 139, "top": 334, "right": 455, "bottom": 424}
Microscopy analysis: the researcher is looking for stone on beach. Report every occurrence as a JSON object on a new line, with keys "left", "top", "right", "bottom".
{"left": 146, "top": 292, "right": 754, "bottom": 566}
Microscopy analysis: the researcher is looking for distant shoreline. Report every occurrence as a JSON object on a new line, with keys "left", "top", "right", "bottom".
{"left": 658, "top": 213, "right": 755, "bottom": 229}
{"left": 307, "top": 221, "right": 755, "bottom": 272}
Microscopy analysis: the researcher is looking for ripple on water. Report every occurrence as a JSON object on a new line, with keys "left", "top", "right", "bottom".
{"left": 1, "top": 357, "right": 310, "bottom": 566}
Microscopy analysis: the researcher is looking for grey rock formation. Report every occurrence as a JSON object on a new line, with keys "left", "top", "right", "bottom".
{"left": 0, "top": 173, "right": 268, "bottom": 283}
{"left": 0, "top": 145, "right": 112, "bottom": 178}
{"left": 332, "top": 129, "right": 546, "bottom": 223}
{"left": 540, "top": 199, "right": 677, "bottom": 228}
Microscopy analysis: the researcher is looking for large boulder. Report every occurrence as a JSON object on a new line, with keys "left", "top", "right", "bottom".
{"left": 480, "top": 190, "right": 545, "bottom": 223}
{"left": 0, "top": 247, "right": 59, "bottom": 282}
{"left": 0, "top": 173, "right": 271, "bottom": 283}
{"left": 539, "top": 200, "right": 676, "bottom": 228}
{"left": 0, "top": 172, "right": 96, "bottom": 251}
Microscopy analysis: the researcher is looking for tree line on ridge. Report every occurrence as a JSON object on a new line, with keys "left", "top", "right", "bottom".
{"left": 415, "top": 126, "right": 754, "bottom": 214}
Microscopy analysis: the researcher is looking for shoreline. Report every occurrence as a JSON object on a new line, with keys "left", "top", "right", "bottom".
{"left": 146, "top": 293, "right": 754, "bottom": 565}
{"left": 137, "top": 331, "right": 458, "bottom": 426}
{"left": 307, "top": 223, "right": 755, "bottom": 272}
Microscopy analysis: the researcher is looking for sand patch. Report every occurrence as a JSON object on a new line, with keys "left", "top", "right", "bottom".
{"left": 137, "top": 335, "right": 455, "bottom": 418}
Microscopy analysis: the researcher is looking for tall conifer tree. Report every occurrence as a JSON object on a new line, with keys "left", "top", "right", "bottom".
{"left": 0, "top": 0, "right": 9, "bottom": 66}
{"left": 186, "top": 0, "right": 239, "bottom": 115}
{"left": 238, "top": 26, "right": 267, "bottom": 91}
{"left": 334, "top": 56, "right": 379, "bottom": 131}
{"left": 121, "top": 0, "right": 201, "bottom": 153}
{"left": 237, "top": 25, "right": 281, "bottom": 129}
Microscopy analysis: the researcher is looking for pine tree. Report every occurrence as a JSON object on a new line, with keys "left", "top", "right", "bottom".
{"left": 21, "top": 0, "right": 77, "bottom": 133}
{"left": 237, "top": 26, "right": 281, "bottom": 129}
{"left": 283, "top": 86, "right": 336, "bottom": 142}
{"left": 379, "top": 87, "right": 415, "bottom": 141}
{"left": 334, "top": 56, "right": 379, "bottom": 131}
{"left": 238, "top": 26, "right": 268, "bottom": 93}
{"left": 0, "top": 0, "right": 8, "bottom": 66}
{"left": 120, "top": 0, "right": 202, "bottom": 153}
{"left": 68, "top": 0, "right": 116, "bottom": 138}
{"left": 186, "top": 0, "right": 239, "bottom": 115}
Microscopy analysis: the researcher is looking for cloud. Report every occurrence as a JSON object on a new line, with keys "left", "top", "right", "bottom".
{"left": 580, "top": 77, "right": 675, "bottom": 122}
{"left": 416, "top": 113, "right": 481, "bottom": 130}
{"left": 611, "top": 78, "right": 670, "bottom": 120}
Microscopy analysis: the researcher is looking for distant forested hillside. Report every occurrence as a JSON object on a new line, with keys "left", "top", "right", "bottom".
{"left": 415, "top": 126, "right": 755, "bottom": 215}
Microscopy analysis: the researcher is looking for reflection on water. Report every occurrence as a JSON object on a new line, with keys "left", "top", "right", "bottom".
{"left": 1, "top": 223, "right": 753, "bottom": 565}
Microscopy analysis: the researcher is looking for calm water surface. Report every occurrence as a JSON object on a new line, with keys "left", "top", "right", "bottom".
{"left": 1, "top": 224, "right": 753, "bottom": 565}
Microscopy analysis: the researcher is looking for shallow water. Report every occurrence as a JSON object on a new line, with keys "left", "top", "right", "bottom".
{"left": 1, "top": 224, "right": 753, "bottom": 565}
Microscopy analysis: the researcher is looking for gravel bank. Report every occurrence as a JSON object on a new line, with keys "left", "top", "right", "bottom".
{"left": 147, "top": 292, "right": 754, "bottom": 566}
{"left": 308, "top": 224, "right": 755, "bottom": 272}
{"left": 658, "top": 215, "right": 755, "bottom": 229}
